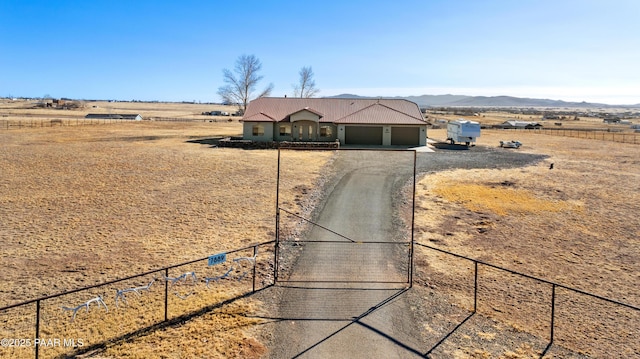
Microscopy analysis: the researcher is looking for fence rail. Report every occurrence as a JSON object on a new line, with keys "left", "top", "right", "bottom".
{"left": 0, "top": 241, "right": 275, "bottom": 359}
{"left": 0, "top": 118, "right": 238, "bottom": 129}
{"left": 0, "top": 118, "right": 138, "bottom": 129}
{"left": 151, "top": 117, "right": 238, "bottom": 122}
{"left": 492, "top": 127, "right": 640, "bottom": 144}
{"left": 3, "top": 240, "right": 638, "bottom": 358}
{"left": 414, "top": 241, "right": 640, "bottom": 355}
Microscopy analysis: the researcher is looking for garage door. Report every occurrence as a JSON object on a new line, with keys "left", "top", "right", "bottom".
{"left": 391, "top": 127, "right": 420, "bottom": 146}
{"left": 344, "top": 126, "right": 383, "bottom": 145}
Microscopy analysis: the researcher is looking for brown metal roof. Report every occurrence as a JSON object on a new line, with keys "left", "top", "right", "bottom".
{"left": 333, "top": 103, "right": 426, "bottom": 125}
{"left": 242, "top": 97, "right": 426, "bottom": 125}
{"left": 241, "top": 112, "right": 275, "bottom": 122}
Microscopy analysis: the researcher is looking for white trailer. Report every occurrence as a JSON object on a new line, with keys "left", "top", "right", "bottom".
{"left": 447, "top": 119, "right": 481, "bottom": 145}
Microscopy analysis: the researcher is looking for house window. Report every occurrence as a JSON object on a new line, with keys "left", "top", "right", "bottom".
{"left": 252, "top": 124, "right": 264, "bottom": 136}
{"left": 320, "top": 126, "right": 333, "bottom": 137}
{"left": 279, "top": 125, "right": 291, "bottom": 136}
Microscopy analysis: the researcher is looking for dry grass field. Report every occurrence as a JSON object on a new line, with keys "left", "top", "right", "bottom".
{"left": 0, "top": 99, "right": 239, "bottom": 125}
{"left": 414, "top": 129, "right": 639, "bottom": 357}
{"left": 429, "top": 110, "right": 640, "bottom": 131}
{"left": 475, "top": 111, "right": 613, "bottom": 126}
{"left": 0, "top": 108, "right": 332, "bottom": 358}
{"left": 1, "top": 100, "right": 638, "bottom": 358}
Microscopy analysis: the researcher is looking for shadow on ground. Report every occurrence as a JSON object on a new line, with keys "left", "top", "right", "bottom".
{"left": 253, "top": 284, "right": 586, "bottom": 358}
{"left": 186, "top": 137, "right": 225, "bottom": 147}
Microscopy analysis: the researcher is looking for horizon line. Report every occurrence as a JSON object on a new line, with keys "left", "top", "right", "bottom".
{"left": 3, "top": 93, "right": 640, "bottom": 107}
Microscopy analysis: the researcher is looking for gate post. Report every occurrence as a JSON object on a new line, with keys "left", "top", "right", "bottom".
{"left": 35, "top": 299, "right": 40, "bottom": 359}
{"left": 252, "top": 245, "right": 258, "bottom": 292}
{"left": 164, "top": 268, "right": 169, "bottom": 321}
{"left": 473, "top": 261, "right": 478, "bottom": 312}
{"left": 550, "top": 284, "right": 556, "bottom": 344}
{"left": 409, "top": 151, "right": 417, "bottom": 287}
{"left": 274, "top": 149, "right": 281, "bottom": 283}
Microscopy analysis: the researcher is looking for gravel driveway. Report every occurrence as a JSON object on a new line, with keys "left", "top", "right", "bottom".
{"left": 259, "top": 146, "right": 548, "bottom": 358}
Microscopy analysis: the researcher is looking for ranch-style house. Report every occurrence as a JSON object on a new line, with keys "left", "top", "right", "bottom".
{"left": 242, "top": 97, "right": 428, "bottom": 146}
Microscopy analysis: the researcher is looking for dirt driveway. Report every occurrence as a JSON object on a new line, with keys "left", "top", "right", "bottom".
{"left": 258, "top": 147, "right": 549, "bottom": 358}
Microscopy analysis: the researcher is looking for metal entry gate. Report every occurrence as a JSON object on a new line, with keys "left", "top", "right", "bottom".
{"left": 273, "top": 148, "right": 417, "bottom": 286}
{"left": 276, "top": 208, "right": 412, "bottom": 284}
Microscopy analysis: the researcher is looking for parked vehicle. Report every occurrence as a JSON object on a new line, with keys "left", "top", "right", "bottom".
{"left": 499, "top": 140, "right": 522, "bottom": 148}
{"left": 447, "top": 119, "right": 481, "bottom": 146}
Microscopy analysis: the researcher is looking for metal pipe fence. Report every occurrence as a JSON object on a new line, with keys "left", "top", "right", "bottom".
{"left": 492, "top": 127, "right": 639, "bottom": 144}
{"left": 0, "top": 118, "right": 236, "bottom": 129}
{"left": 0, "top": 241, "right": 275, "bottom": 359}
{"left": 3, "top": 239, "right": 637, "bottom": 357}
{"left": 0, "top": 118, "right": 135, "bottom": 129}
{"left": 276, "top": 207, "right": 412, "bottom": 285}
{"left": 152, "top": 117, "right": 236, "bottom": 122}
{"left": 414, "top": 241, "right": 640, "bottom": 356}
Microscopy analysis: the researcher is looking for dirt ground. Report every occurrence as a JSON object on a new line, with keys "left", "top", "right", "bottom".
{"left": 1, "top": 100, "right": 638, "bottom": 358}
{"left": 420, "top": 129, "right": 639, "bottom": 302}
{"left": 0, "top": 120, "right": 331, "bottom": 358}
{"left": 413, "top": 129, "right": 639, "bottom": 357}
{"left": 258, "top": 133, "right": 639, "bottom": 358}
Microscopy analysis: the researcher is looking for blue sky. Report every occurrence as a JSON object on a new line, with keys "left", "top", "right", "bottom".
{"left": 1, "top": 0, "right": 639, "bottom": 104}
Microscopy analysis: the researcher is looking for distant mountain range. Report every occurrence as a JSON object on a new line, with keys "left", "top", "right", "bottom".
{"left": 327, "top": 94, "right": 640, "bottom": 108}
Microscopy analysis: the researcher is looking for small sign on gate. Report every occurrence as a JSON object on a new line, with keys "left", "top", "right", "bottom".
{"left": 208, "top": 252, "right": 226, "bottom": 266}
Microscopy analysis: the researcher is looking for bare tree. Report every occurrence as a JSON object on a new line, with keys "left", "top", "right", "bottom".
{"left": 293, "top": 66, "right": 319, "bottom": 98}
{"left": 217, "top": 54, "right": 273, "bottom": 113}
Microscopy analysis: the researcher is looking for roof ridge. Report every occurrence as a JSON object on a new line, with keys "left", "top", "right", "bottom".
{"left": 335, "top": 102, "right": 423, "bottom": 122}
{"left": 334, "top": 102, "right": 377, "bottom": 122}
{"left": 375, "top": 102, "right": 423, "bottom": 121}
{"left": 287, "top": 106, "right": 324, "bottom": 117}
{"left": 259, "top": 112, "right": 275, "bottom": 120}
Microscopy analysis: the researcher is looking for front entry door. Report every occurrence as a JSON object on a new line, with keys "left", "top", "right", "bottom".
{"left": 297, "top": 124, "right": 314, "bottom": 141}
